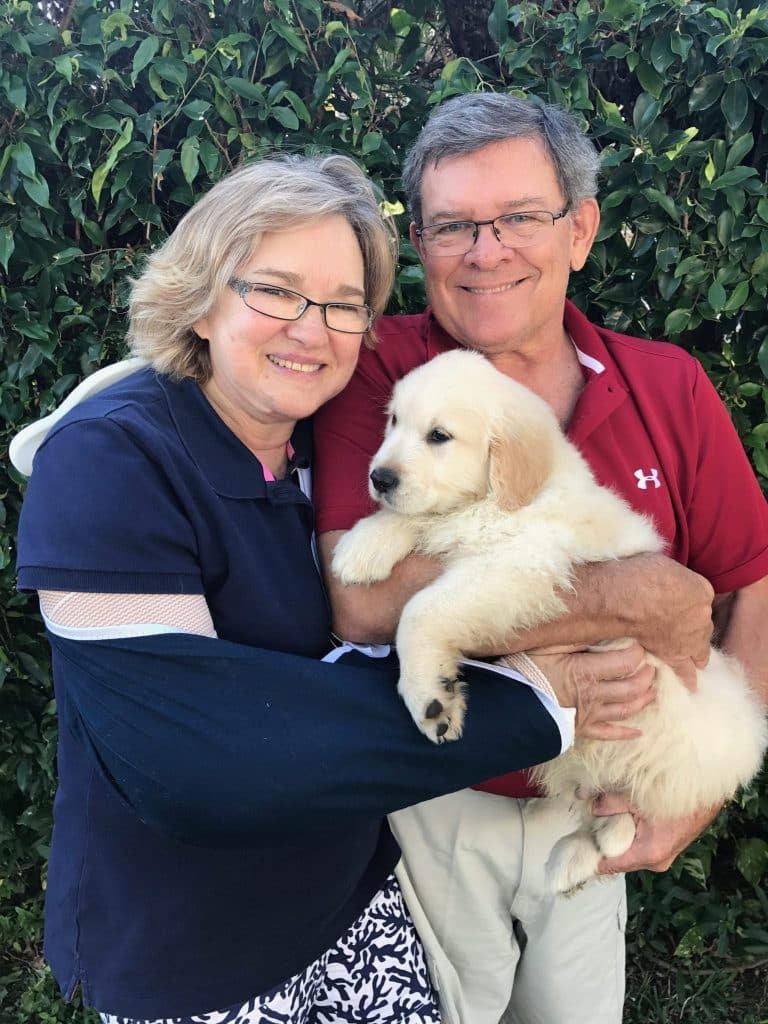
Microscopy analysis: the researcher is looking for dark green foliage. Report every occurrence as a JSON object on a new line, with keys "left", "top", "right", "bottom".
{"left": 1, "top": 0, "right": 767, "bottom": 1020}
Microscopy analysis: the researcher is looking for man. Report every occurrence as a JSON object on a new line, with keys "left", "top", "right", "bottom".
{"left": 313, "top": 93, "right": 768, "bottom": 1024}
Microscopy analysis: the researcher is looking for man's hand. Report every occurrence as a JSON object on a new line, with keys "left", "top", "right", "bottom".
{"left": 592, "top": 793, "right": 721, "bottom": 873}
{"left": 594, "top": 553, "right": 715, "bottom": 671}
{"left": 526, "top": 642, "right": 656, "bottom": 739}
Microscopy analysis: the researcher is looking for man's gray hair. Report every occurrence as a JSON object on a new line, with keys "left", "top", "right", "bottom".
{"left": 402, "top": 93, "right": 600, "bottom": 226}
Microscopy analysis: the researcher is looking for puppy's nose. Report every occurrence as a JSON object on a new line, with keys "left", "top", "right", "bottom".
{"left": 370, "top": 467, "right": 399, "bottom": 494}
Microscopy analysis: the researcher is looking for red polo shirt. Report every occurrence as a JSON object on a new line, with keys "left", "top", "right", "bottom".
{"left": 314, "top": 300, "right": 768, "bottom": 797}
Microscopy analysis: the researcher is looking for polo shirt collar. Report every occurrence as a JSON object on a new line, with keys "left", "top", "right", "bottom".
{"left": 563, "top": 301, "right": 629, "bottom": 445}
{"left": 159, "top": 374, "right": 313, "bottom": 499}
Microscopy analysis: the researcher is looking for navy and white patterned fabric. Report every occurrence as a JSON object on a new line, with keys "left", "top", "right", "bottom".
{"left": 100, "top": 875, "right": 440, "bottom": 1024}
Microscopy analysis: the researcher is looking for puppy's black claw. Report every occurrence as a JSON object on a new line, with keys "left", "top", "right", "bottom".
{"left": 425, "top": 699, "right": 443, "bottom": 719}
{"left": 436, "top": 721, "right": 450, "bottom": 738}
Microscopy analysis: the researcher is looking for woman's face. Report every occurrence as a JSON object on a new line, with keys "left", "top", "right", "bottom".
{"left": 194, "top": 215, "right": 366, "bottom": 432}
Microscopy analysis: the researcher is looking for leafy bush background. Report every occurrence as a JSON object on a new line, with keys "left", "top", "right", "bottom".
{"left": 1, "top": 0, "right": 767, "bottom": 1020}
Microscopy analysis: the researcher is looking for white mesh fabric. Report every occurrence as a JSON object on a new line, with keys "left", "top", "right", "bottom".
{"left": 38, "top": 590, "right": 217, "bottom": 640}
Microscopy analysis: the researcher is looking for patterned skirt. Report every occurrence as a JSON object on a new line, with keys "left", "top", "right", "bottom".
{"left": 100, "top": 873, "right": 440, "bottom": 1024}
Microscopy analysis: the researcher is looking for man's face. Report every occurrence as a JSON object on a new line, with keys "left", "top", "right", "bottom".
{"left": 412, "top": 137, "right": 599, "bottom": 359}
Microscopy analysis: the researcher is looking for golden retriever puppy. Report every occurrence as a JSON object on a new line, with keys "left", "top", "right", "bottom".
{"left": 332, "top": 349, "right": 767, "bottom": 893}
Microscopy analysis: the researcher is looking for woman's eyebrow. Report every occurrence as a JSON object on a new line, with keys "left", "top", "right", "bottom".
{"left": 248, "top": 267, "right": 366, "bottom": 301}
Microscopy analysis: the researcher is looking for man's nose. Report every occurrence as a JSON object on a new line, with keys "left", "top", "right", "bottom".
{"left": 465, "top": 222, "right": 510, "bottom": 265}
{"left": 370, "top": 467, "right": 399, "bottom": 493}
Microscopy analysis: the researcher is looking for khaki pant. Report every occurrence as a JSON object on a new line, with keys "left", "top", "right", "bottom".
{"left": 391, "top": 789, "right": 626, "bottom": 1024}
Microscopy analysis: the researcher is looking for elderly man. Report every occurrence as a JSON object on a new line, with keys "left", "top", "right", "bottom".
{"left": 314, "top": 93, "right": 768, "bottom": 1024}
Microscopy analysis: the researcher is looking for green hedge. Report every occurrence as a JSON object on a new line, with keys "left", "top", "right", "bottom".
{"left": 1, "top": 1, "right": 767, "bottom": 1020}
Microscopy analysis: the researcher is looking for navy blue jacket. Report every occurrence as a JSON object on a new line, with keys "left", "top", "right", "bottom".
{"left": 17, "top": 370, "right": 563, "bottom": 1017}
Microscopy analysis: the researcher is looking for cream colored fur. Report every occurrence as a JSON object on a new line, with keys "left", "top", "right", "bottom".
{"left": 332, "top": 349, "right": 767, "bottom": 893}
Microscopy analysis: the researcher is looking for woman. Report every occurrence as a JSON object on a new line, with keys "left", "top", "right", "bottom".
{"left": 15, "top": 153, "right": 653, "bottom": 1024}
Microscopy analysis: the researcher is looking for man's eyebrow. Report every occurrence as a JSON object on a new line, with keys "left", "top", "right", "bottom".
{"left": 426, "top": 198, "right": 552, "bottom": 221}
{"left": 247, "top": 267, "right": 366, "bottom": 301}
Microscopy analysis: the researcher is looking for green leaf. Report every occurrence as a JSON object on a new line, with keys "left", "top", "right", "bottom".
{"left": 52, "top": 247, "right": 85, "bottom": 266}
{"left": 182, "top": 99, "right": 212, "bottom": 120}
{"left": 148, "top": 67, "right": 172, "bottom": 100}
{"left": 707, "top": 280, "right": 726, "bottom": 311}
{"left": 488, "top": 0, "right": 510, "bottom": 45}
{"left": 131, "top": 35, "right": 160, "bottom": 84}
{"left": 735, "top": 838, "right": 768, "bottom": 886}
{"left": 664, "top": 309, "right": 691, "bottom": 334}
{"left": 53, "top": 55, "right": 74, "bottom": 84}
{"left": 271, "top": 106, "right": 299, "bottom": 130}
{"left": 633, "top": 93, "right": 660, "bottom": 134}
{"left": 154, "top": 57, "right": 188, "bottom": 89}
{"left": 644, "top": 187, "right": 679, "bottom": 222}
{"left": 689, "top": 74, "right": 723, "bottom": 112}
{"left": 636, "top": 63, "right": 663, "bottom": 98}
{"left": 751, "top": 252, "right": 768, "bottom": 279}
{"left": 226, "top": 78, "right": 266, "bottom": 103}
{"left": 22, "top": 174, "right": 51, "bottom": 208}
{"left": 361, "top": 131, "right": 382, "bottom": 155}
{"left": 724, "top": 280, "right": 749, "bottom": 312}
{"left": 91, "top": 118, "right": 134, "bottom": 205}
{"left": 758, "top": 337, "right": 768, "bottom": 379}
{"left": 10, "top": 142, "right": 36, "bottom": 179}
{"left": 180, "top": 136, "right": 200, "bottom": 185}
{"left": 725, "top": 133, "right": 754, "bottom": 171}
{"left": 710, "top": 166, "right": 758, "bottom": 190}
{"left": 0, "top": 225, "right": 14, "bottom": 271}
{"left": 721, "top": 81, "right": 749, "bottom": 130}
{"left": 717, "top": 209, "right": 734, "bottom": 247}
{"left": 650, "top": 35, "right": 675, "bottom": 74}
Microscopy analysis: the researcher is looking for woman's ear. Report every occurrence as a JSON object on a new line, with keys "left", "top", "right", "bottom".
{"left": 192, "top": 317, "right": 210, "bottom": 340}
{"left": 488, "top": 412, "right": 554, "bottom": 512}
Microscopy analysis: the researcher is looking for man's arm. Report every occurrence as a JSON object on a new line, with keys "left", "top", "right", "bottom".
{"left": 715, "top": 575, "right": 768, "bottom": 703}
{"left": 320, "top": 531, "right": 715, "bottom": 667}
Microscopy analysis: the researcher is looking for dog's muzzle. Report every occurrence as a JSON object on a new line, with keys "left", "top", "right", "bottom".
{"left": 370, "top": 466, "right": 399, "bottom": 494}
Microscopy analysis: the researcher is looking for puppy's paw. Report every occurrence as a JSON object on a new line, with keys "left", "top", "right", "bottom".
{"left": 331, "top": 529, "right": 395, "bottom": 585}
{"left": 547, "top": 833, "right": 601, "bottom": 895}
{"left": 591, "top": 811, "right": 636, "bottom": 859}
{"left": 398, "top": 674, "right": 466, "bottom": 744}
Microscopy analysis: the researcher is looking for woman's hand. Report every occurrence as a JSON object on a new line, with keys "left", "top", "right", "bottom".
{"left": 526, "top": 642, "right": 656, "bottom": 739}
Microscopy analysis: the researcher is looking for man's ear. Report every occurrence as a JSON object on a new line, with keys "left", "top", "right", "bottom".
{"left": 410, "top": 222, "right": 426, "bottom": 262}
{"left": 488, "top": 413, "right": 554, "bottom": 512}
{"left": 569, "top": 198, "right": 600, "bottom": 272}
{"left": 192, "top": 317, "right": 210, "bottom": 340}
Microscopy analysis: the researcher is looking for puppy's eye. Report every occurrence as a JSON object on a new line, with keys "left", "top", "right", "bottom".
{"left": 427, "top": 427, "right": 452, "bottom": 444}
{"left": 391, "top": 414, "right": 397, "bottom": 426}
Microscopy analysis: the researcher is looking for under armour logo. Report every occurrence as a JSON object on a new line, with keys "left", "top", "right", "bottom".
{"left": 634, "top": 468, "right": 661, "bottom": 490}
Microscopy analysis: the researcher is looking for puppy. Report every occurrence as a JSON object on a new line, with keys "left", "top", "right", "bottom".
{"left": 332, "top": 349, "right": 767, "bottom": 893}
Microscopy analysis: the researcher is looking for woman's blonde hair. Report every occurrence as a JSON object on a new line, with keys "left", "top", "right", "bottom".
{"left": 127, "top": 153, "right": 398, "bottom": 381}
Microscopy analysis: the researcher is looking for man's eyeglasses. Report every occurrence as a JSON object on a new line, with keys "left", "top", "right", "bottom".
{"left": 415, "top": 207, "right": 570, "bottom": 256}
{"left": 229, "top": 279, "right": 374, "bottom": 334}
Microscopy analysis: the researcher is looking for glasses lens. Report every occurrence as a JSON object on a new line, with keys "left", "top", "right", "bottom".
{"left": 495, "top": 212, "right": 553, "bottom": 246}
{"left": 325, "top": 303, "right": 371, "bottom": 332}
{"left": 422, "top": 222, "right": 476, "bottom": 255}
{"left": 243, "top": 285, "right": 302, "bottom": 318}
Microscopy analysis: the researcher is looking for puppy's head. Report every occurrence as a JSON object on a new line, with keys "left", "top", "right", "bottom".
{"left": 369, "top": 350, "right": 556, "bottom": 516}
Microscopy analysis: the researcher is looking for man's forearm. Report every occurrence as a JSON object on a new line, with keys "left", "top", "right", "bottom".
{"left": 717, "top": 575, "right": 768, "bottom": 704}
{"left": 319, "top": 530, "right": 440, "bottom": 643}
{"left": 320, "top": 532, "right": 714, "bottom": 664}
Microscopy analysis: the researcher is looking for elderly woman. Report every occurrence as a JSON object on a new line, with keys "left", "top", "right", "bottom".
{"left": 15, "top": 154, "right": 653, "bottom": 1024}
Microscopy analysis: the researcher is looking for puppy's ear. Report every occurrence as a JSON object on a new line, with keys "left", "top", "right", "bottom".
{"left": 489, "top": 413, "right": 554, "bottom": 512}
